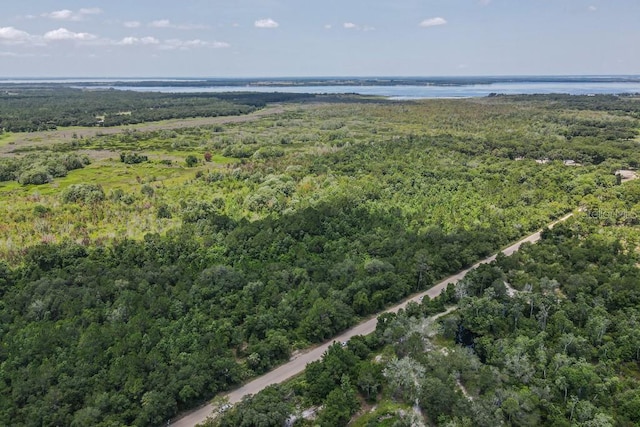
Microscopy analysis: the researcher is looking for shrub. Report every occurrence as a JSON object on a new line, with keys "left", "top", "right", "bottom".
{"left": 141, "top": 184, "right": 155, "bottom": 198}
{"left": 33, "top": 205, "right": 51, "bottom": 217}
{"left": 157, "top": 204, "right": 172, "bottom": 219}
{"left": 61, "top": 184, "right": 105, "bottom": 204}
{"left": 253, "top": 146, "right": 285, "bottom": 159}
{"left": 63, "top": 154, "right": 90, "bottom": 171}
{"left": 0, "top": 160, "right": 19, "bottom": 182}
{"left": 120, "top": 152, "right": 148, "bottom": 164}
{"left": 18, "top": 168, "right": 52, "bottom": 185}
{"left": 222, "top": 144, "right": 257, "bottom": 158}
{"left": 45, "top": 161, "right": 68, "bottom": 178}
{"left": 185, "top": 155, "right": 199, "bottom": 167}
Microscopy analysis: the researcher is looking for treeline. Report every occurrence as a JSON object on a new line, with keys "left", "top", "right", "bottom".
{"left": 0, "top": 89, "right": 315, "bottom": 132}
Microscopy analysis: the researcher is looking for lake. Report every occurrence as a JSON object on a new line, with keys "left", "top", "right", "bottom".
{"left": 3, "top": 77, "right": 640, "bottom": 99}
{"left": 79, "top": 81, "right": 640, "bottom": 99}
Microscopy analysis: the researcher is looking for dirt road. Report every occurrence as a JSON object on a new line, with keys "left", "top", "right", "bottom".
{"left": 169, "top": 212, "right": 574, "bottom": 427}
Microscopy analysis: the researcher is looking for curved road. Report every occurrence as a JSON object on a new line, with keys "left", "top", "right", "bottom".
{"left": 169, "top": 212, "right": 574, "bottom": 427}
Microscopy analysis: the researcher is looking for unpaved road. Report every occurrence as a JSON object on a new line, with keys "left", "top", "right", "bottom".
{"left": 169, "top": 212, "right": 574, "bottom": 427}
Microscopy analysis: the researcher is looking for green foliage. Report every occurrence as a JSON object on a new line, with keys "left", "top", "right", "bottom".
{"left": 17, "top": 167, "right": 52, "bottom": 185}
{"left": 185, "top": 154, "right": 199, "bottom": 167}
{"left": 61, "top": 183, "right": 106, "bottom": 203}
{"left": 157, "top": 203, "right": 172, "bottom": 219}
{"left": 120, "top": 152, "right": 148, "bottom": 164}
{"left": 140, "top": 184, "right": 154, "bottom": 198}
{"left": 350, "top": 187, "right": 640, "bottom": 426}
{"left": 214, "top": 386, "right": 292, "bottom": 427}
{"left": 0, "top": 88, "right": 280, "bottom": 131}
{"left": 1, "top": 152, "right": 90, "bottom": 185}
{"left": 222, "top": 144, "right": 257, "bottom": 158}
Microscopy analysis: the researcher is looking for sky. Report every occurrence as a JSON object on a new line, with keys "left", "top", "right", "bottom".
{"left": 0, "top": 0, "right": 638, "bottom": 78}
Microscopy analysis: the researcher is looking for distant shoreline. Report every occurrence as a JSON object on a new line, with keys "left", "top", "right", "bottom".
{"left": 2, "top": 77, "right": 640, "bottom": 100}
{"left": 2, "top": 75, "right": 640, "bottom": 88}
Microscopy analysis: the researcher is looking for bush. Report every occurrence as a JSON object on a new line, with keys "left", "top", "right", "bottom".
{"left": 253, "top": 146, "right": 285, "bottom": 159}
{"left": 0, "top": 160, "right": 19, "bottom": 182}
{"left": 63, "top": 154, "right": 90, "bottom": 171}
{"left": 141, "top": 185, "right": 155, "bottom": 198}
{"left": 157, "top": 204, "right": 172, "bottom": 219}
{"left": 120, "top": 152, "right": 148, "bottom": 164}
{"left": 18, "top": 168, "right": 52, "bottom": 185}
{"left": 185, "top": 155, "right": 199, "bottom": 167}
{"left": 222, "top": 144, "right": 257, "bottom": 158}
{"left": 45, "top": 161, "right": 68, "bottom": 178}
{"left": 33, "top": 205, "right": 51, "bottom": 217}
{"left": 61, "top": 184, "right": 105, "bottom": 204}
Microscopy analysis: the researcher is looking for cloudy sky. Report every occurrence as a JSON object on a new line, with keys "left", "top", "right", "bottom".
{"left": 0, "top": 0, "right": 638, "bottom": 77}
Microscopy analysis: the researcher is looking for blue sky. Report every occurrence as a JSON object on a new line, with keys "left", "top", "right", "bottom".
{"left": 0, "top": 0, "right": 638, "bottom": 77}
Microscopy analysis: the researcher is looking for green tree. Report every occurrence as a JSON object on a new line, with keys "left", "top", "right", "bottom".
{"left": 185, "top": 154, "right": 199, "bottom": 167}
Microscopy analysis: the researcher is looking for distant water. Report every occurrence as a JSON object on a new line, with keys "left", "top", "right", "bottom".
{"left": 3, "top": 78, "right": 640, "bottom": 99}
{"left": 78, "top": 82, "right": 640, "bottom": 99}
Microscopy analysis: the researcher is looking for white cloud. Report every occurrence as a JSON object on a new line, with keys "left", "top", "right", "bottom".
{"left": 478, "top": 0, "right": 491, "bottom": 5}
{"left": 419, "top": 17, "right": 447, "bottom": 27}
{"left": 43, "top": 28, "right": 97, "bottom": 41}
{"left": 588, "top": 5, "right": 597, "bottom": 11}
{"left": 149, "top": 19, "right": 208, "bottom": 30}
{"left": 254, "top": 18, "right": 279, "bottom": 29}
{"left": 160, "top": 38, "right": 230, "bottom": 50}
{"left": 124, "top": 21, "right": 141, "bottom": 28}
{"left": 78, "top": 8, "right": 102, "bottom": 15}
{"left": 343, "top": 22, "right": 374, "bottom": 31}
{"left": 117, "top": 36, "right": 160, "bottom": 46}
{"left": 324, "top": 24, "right": 332, "bottom": 30}
{"left": 42, "top": 8, "right": 102, "bottom": 21}
{"left": 115, "top": 36, "right": 229, "bottom": 50}
{"left": 1, "top": 24, "right": 227, "bottom": 52}
{"left": 45, "top": 9, "right": 74, "bottom": 20}
{"left": 0, "top": 51, "right": 47, "bottom": 57}
{"left": 150, "top": 19, "right": 172, "bottom": 28}
{"left": 211, "top": 41, "right": 231, "bottom": 48}
{"left": 0, "top": 26, "right": 32, "bottom": 44}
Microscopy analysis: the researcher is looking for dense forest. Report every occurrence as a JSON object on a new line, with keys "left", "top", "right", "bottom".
{"left": 211, "top": 181, "right": 640, "bottom": 426}
{"left": 0, "top": 93, "right": 639, "bottom": 425}
{"left": 0, "top": 88, "right": 314, "bottom": 131}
